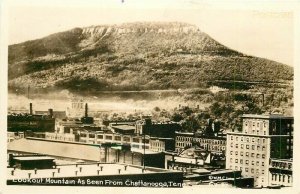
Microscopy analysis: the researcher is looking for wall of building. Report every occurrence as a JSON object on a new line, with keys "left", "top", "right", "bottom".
{"left": 175, "top": 134, "right": 226, "bottom": 153}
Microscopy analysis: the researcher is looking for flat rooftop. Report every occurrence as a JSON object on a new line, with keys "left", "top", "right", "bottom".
{"left": 7, "top": 163, "right": 176, "bottom": 180}
{"left": 13, "top": 156, "right": 55, "bottom": 161}
{"left": 241, "top": 114, "right": 293, "bottom": 119}
{"left": 112, "top": 125, "right": 135, "bottom": 130}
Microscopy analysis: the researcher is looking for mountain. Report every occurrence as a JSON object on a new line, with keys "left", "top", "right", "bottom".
{"left": 8, "top": 22, "right": 293, "bottom": 93}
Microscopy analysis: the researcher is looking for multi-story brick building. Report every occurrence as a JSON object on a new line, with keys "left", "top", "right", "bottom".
{"left": 175, "top": 132, "right": 226, "bottom": 153}
{"left": 226, "top": 114, "right": 293, "bottom": 187}
{"left": 269, "top": 158, "right": 293, "bottom": 187}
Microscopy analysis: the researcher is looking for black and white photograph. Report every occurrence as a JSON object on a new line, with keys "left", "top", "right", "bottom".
{"left": 1, "top": 0, "right": 299, "bottom": 193}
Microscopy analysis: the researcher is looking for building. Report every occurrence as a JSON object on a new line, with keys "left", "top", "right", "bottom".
{"left": 7, "top": 155, "right": 183, "bottom": 187}
{"left": 165, "top": 145, "right": 225, "bottom": 170}
{"left": 8, "top": 103, "right": 56, "bottom": 133}
{"left": 45, "top": 132, "right": 76, "bottom": 142}
{"left": 149, "top": 138, "right": 175, "bottom": 152}
{"left": 269, "top": 158, "right": 293, "bottom": 187}
{"left": 8, "top": 138, "right": 165, "bottom": 169}
{"left": 7, "top": 114, "right": 55, "bottom": 133}
{"left": 226, "top": 114, "right": 293, "bottom": 187}
{"left": 8, "top": 155, "right": 55, "bottom": 170}
{"left": 66, "top": 98, "right": 85, "bottom": 118}
{"left": 7, "top": 132, "right": 25, "bottom": 143}
{"left": 135, "top": 119, "right": 181, "bottom": 138}
{"left": 35, "top": 110, "right": 66, "bottom": 119}
{"left": 175, "top": 132, "right": 226, "bottom": 153}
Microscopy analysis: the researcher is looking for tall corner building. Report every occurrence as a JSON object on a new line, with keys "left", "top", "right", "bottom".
{"left": 226, "top": 114, "right": 293, "bottom": 187}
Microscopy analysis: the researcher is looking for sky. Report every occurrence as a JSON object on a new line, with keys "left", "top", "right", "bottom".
{"left": 4, "top": 0, "right": 297, "bottom": 66}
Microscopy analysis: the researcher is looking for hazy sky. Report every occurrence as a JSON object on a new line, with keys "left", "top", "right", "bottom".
{"left": 5, "top": 0, "right": 296, "bottom": 66}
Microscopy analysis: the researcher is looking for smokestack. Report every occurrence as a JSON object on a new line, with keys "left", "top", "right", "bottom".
{"left": 48, "top": 109, "right": 53, "bottom": 118}
{"left": 85, "top": 103, "right": 88, "bottom": 117}
{"left": 29, "top": 103, "right": 33, "bottom": 115}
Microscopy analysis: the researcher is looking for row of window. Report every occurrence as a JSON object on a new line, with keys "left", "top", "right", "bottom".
{"left": 229, "top": 158, "right": 265, "bottom": 166}
{"left": 80, "top": 133, "right": 150, "bottom": 143}
{"left": 230, "top": 136, "right": 266, "bottom": 144}
{"left": 271, "top": 173, "right": 292, "bottom": 183}
{"left": 229, "top": 165, "right": 265, "bottom": 175}
{"left": 270, "top": 161, "right": 292, "bottom": 169}
{"left": 176, "top": 142, "right": 225, "bottom": 151}
{"left": 244, "top": 129, "right": 268, "bottom": 135}
{"left": 176, "top": 136, "right": 225, "bottom": 145}
{"left": 230, "top": 151, "right": 265, "bottom": 158}
{"left": 230, "top": 143, "right": 266, "bottom": 151}
{"left": 151, "top": 141, "right": 164, "bottom": 147}
{"left": 244, "top": 120, "right": 267, "bottom": 128}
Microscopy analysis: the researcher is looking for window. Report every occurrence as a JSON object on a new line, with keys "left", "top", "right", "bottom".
{"left": 230, "top": 151, "right": 233, "bottom": 155}
{"left": 252, "top": 138, "right": 255, "bottom": 142}
{"left": 262, "top": 146, "right": 265, "bottom": 151}
{"left": 246, "top": 160, "right": 249, "bottom": 165}
{"left": 246, "top": 152, "right": 249, "bottom": 157}
{"left": 258, "top": 139, "right": 260, "bottom": 143}
{"left": 251, "top": 153, "right": 255, "bottom": 157}
{"left": 133, "top": 138, "right": 139, "bottom": 143}
{"left": 123, "top": 136, "right": 130, "bottom": 142}
{"left": 235, "top": 159, "right": 238, "bottom": 163}
{"left": 231, "top": 136, "right": 233, "bottom": 140}
{"left": 115, "top": 136, "right": 121, "bottom": 141}
{"left": 251, "top": 161, "right": 255, "bottom": 165}
{"left": 279, "top": 175, "right": 281, "bottom": 181}
{"left": 251, "top": 168, "right": 254, "bottom": 173}
{"left": 236, "top": 137, "right": 238, "bottom": 141}
{"left": 97, "top": 135, "right": 103, "bottom": 139}
{"left": 257, "top": 145, "right": 260, "bottom": 150}
{"left": 89, "top": 134, "right": 95, "bottom": 138}
{"left": 262, "top": 170, "right": 265, "bottom": 175}
{"left": 262, "top": 154, "right": 265, "bottom": 159}
{"left": 230, "top": 158, "right": 233, "bottom": 162}
{"left": 235, "top": 151, "right": 238, "bottom": 156}
{"left": 256, "top": 161, "right": 259, "bottom": 166}
{"left": 247, "top": 138, "right": 249, "bottom": 142}
{"left": 105, "top": 135, "right": 112, "bottom": 140}
{"left": 252, "top": 145, "right": 255, "bottom": 150}
{"left": 245, "top": 168, "right": 249, "bottom": 172}
{"left": 241, "top": 144, "right": 244, "bottom": 149}
{"left": 246, "top": 145, "right": 249, "bottom": 149}
{"left": 240, "top": 159, "right": 243, "bottom": 164}
{"left": 235, "top": 144, "right": 238, "bottom": 148}
{"left": 230, "top": 143, "right": 233, "bottom": 148}
{"left": 241, "top": 137, "right": 244, "bottom": 142}
{"left": 256, "top": 154, "right": 260, "bottom": 158}
{"left": 240, "top": 152, "right": 244, "bottom": 156}
{"left": 262, "top": 162, "right": 265, "bottom": 166}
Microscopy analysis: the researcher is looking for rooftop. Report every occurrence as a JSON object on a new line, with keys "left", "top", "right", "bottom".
{"left": 241, "top": 114, "right": 293, "bottom": 119}
{"left": 13, "top": 156, "right": 55, "bottom": 161}
{"left": 112, "top": 125, "right": 135, "bottom": 130}
{"left": 7, "top": 162, "right": 176, "bottom": 180}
